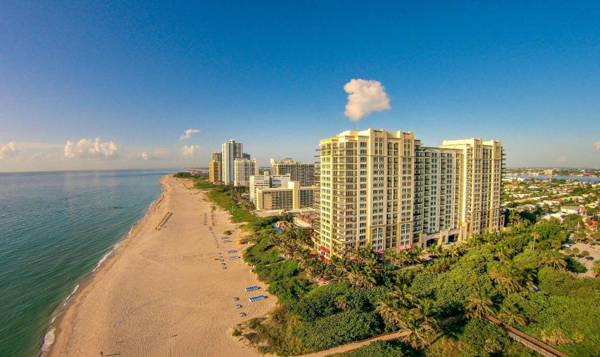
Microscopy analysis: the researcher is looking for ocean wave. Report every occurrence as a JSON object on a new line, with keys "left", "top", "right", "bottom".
{"left": 41, "top": 327, "right": 55, "bottom": 352}
{"left": 93, "top": 250, "right": 114, "bottom": 273}
{"left": 62, "top": 284, "right": 80, "bottom": 307}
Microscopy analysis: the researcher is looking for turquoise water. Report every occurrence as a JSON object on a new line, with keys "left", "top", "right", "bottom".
{"left": 0, "top": 170, "right": 170, "bottom": 357}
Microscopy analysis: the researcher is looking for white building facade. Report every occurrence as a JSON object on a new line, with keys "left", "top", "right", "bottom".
{"left": 221, "top": 139, "right": 243, "bottom": 185}
{"left": 233, "top": 158, "right": 258, "bottom": 187}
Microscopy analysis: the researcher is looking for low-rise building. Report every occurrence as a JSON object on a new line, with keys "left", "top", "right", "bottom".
{"left": 249, "top": 173, "right": 291, "bottom": 203}
{"left": 255, "top": 181, "right": 316, "bottom": 211}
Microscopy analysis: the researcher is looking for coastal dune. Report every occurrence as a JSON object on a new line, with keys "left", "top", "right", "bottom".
{"left": 46, "top": 176, "right": 274, "bottom": 356}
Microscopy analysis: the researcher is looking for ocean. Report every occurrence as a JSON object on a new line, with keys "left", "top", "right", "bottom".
{"left": 0, "top": 170, "right": 170, "bottom": 357}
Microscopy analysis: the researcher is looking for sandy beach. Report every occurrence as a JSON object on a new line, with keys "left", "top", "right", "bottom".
{"left": 45, "top": 176, "right": 274, "bottom": 357}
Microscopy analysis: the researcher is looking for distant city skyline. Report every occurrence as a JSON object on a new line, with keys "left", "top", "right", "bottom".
{"left": 1, "top": 2, "right": 600, "bottom": 172}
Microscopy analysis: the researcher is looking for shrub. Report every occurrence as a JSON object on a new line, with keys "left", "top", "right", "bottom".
{"left": 538, "top": 267, "right": 600, "bottom": 297}
{"left": 268, "top": 276, "right": 312, "bottom": 305}
{"left": 566, "top": 256, "right": 587, "bottom": 273}
{"left": 292, "top": 283, "right": 351, "bottom": 320}
{"left": 461, "top": 319, "right": 509, "bottom": 356}
{"left": 194, "top": 179, "right": 217, "bottom": 189}
{"left": 336, "top": 340, "right": 418, "bottom": 357}
{"left": 295, "top": 311, "right": 383, "bottom": 352}
{"left": 593, "top": 261, "right": 600, "bottom": 277}
{"left": 581, "top": 250, "right": 590, "bottom": 258}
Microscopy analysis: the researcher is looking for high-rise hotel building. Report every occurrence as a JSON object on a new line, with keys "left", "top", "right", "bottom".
{"left": 233, "top": 158, "right": 258, "bottom": 187}
{"left": 318, "top": 129, "right": 503, "bottom": 259}
{"left": 270, "top": 158, "right": 315, "bottom": 186}
{"left": 221, "top": 139, "right": 243, "bottom": 185}
{"left": 440, "top": 138, "right": 503, "bottom": 237}
{"left": 208, "top": 152, "right": 222, "bottom": 183}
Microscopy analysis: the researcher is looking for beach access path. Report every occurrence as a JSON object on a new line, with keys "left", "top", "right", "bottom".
{"left": 46, "top": 176, "right": 275, "bottom": 357}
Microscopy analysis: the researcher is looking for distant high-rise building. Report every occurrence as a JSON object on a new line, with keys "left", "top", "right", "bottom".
{"left": 208, "top": 152, "right": 222, "bottom": 183}
{"left": 233, "top": 158, "right": 258, "bottom": 187}
{"left": 221, "top": 139, "right": 243, "bottom": 185}
{"left": 258, "top": 167, "right": 272, "bottom": 176}
{"left": 270, "top": 158, "right": 315, "bottom": 186}
{"left": 318, "top": 129, "right": 503, "bottom": 260}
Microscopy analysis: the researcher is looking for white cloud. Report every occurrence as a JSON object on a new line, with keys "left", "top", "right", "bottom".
{"left": 180, "top": 144, "right": 199, "bottom": 157}
{"left": 180, "top": 128, "right": 200, "bottom": 140}
{"left": 64, "top": 138, "right": 119, "bottom": 159}
{"left": 139, "top": 149, "right": 169, "bottom": 161}
{"left": 594, "top": 141, "right": 600, "bottom": 151}
{"left": 343, "top": 79, "right": 391, "bottom": 121}
{"left": 0, "top": 142, "right": 18, "bottom": 159}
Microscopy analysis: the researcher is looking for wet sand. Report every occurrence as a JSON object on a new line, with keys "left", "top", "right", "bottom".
{"left": 46, "top": 176, "right": 274, "bottom": 356}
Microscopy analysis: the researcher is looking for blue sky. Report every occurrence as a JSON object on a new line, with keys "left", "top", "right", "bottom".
{"left": 1, "top": 1, "right": 599, "bottom": 171}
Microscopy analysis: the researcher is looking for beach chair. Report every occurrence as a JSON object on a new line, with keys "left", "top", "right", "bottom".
{"left": 249, "top": 295, "right": 267, "bottom": 302}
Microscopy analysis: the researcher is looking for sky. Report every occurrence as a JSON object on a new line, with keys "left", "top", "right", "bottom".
{"left": 1, "top": 1, "right": 600, "bottom": 172}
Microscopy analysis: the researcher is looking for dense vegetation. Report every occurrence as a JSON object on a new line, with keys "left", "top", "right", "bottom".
{"left": 173, "top": 171, "right": 193, "bottom": 178}
{"left": 193, "top": 178, "right": 600, "bottom": 356}
{"left": 334, "top": 340, "right": 420, "bottom": 357}
{"left": 245, "top": 220, "right": 600, "bottom": 356}
{"left": 192, "top": 179, "right": 258, "bottom": 223}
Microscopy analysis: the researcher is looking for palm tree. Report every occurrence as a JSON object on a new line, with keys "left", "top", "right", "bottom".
{"left": 489, "top": 266, "right": 524, "bottom": 295}
{"left": 446, "top": 244, "right": 464, "bottom": 258}
{"left": 279, "top": 238, "right": 295, "bottom": 258}
{"left": 389, "top": 250, "right": 419, "bottom": 266}
{"left": 531, "top": 231, "right": 541, "bottom": 251}
{"left": 494, "top": 245, "right": 512, "bottom": 262}
{"left": 340, "top": 247, "right": 384, "bottom": 288}
{"left": 509, "top": 211, "right": 521, "bottom": 225}
{"left": 398, "top": 308, "right": 438, "bottom": 348}
{"left": 334, "top": 295, "right": 351, "bottom": 311}
{"left": 347, "top": 269, "right": 375, "bottom": 288}
{"left": 376, "top": 298, "right": 402, "bottom": 327}
{"left": 498, "top": 305, "right": 527, "bottom": 327}
{"left": 465, "top": 293, "right": 494, "bottom": 320}
{"left": 540, "top": 251, "right": 567, "bottom": 270}
{"left": 376, "top": 291, "right": 439, "bottom": 348}
{"left": 431, "top": 243, "right": 443, "bottom": 257}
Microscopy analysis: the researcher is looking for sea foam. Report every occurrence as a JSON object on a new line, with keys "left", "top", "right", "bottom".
{"left": 41, "top": 327, "right": 55, "bottom": 351}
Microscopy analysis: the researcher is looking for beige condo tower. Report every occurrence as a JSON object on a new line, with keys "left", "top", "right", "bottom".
{"left": 318, "top": 128, "right": 503, "bottom": 260}
{"left": 208, "top": 152, "right": 222, "bottom": 183}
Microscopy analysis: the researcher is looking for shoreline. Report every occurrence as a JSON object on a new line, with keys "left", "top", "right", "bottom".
{"left": 44, "top": 176, "right": 274, "bottom": 356}
{"left": 39, "top": 178, "right": 167, "bottom": 356}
